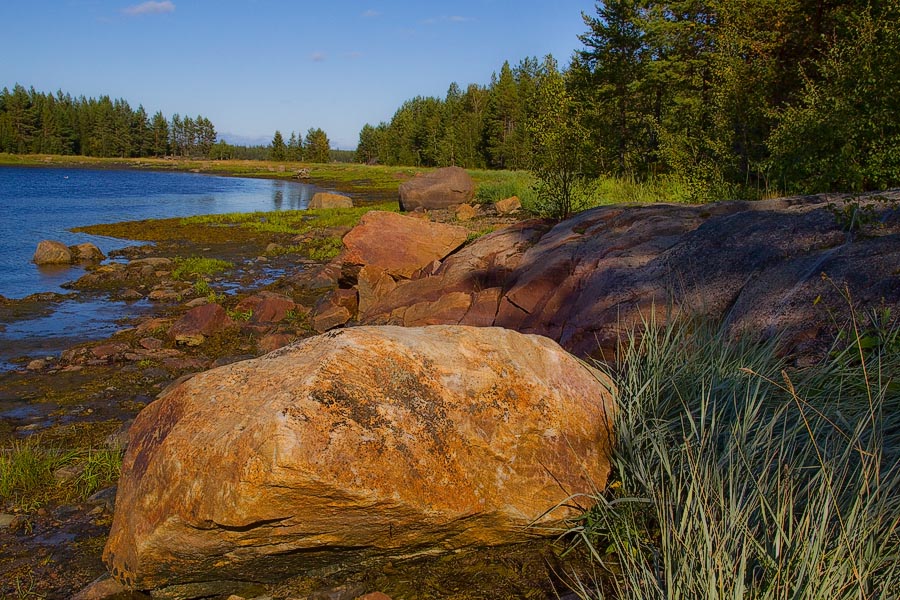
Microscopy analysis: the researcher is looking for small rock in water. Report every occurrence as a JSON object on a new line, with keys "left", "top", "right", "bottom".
{"left": 33, "top": 240, "right": 73, "bottom": 265}
{"left": 26, "top": 359, "right": 46, "bottom": 371}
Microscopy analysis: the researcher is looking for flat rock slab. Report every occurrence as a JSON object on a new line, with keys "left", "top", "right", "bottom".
{"left": 104, "top": 325, "right": 615, "bottom": 590}
{"left": 341, "top": 211, "right": 468, "bottom": 279}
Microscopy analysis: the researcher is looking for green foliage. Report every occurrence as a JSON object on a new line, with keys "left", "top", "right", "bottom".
{"left": 171, "top": 256, "right": 233, "bottom": 280}
{"left": 304, "top": 236, "right": 343, "bottom": 261}
{"left": 181, "top": 202, "right": 397, "bottom": 237}
{"left": 767, "top": 6, "right": 900, "bottom": 193}
{"left": 0, "top": 437, "right": 122, "bottom": 511}
{"left": 192, "top": 277, "right": 213, "bottom": 296}
{"left": 564, "top": 314, "right": 900, "bottom": 598}
{"left": 527, "top": 56, "right": 591, "bottom": 219}
{"left": 473, "top": 170, "right": 537, "bottom": 206}
{"left": 358, "top": 0, "right": 894, "bottom": 198}
{"left": 0, "top": 84, "right": 217, "bottom": 158}
{"left": 227, "top": 308, "right": 253, "bottom": 322}
{"left": 270, "top": 130, "right": 286, "bottom": 161}
{"left": 304, "top": 127, "right": 331, "bottom": 163}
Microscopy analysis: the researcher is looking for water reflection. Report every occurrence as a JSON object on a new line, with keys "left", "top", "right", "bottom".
{"left": 270, "top": 180, "right": 314, "bottom": 210}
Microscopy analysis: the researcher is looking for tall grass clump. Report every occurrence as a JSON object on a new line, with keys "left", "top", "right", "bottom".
{"left": 567, "top": 315, "right": 900, "bottom": 598}
{"left": 0, "top": 437, "right": 123, "bottom": 510}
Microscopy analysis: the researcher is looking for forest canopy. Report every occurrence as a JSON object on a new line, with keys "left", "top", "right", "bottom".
{"left": 357, "top": 0, "right": 900, "bottom": 198}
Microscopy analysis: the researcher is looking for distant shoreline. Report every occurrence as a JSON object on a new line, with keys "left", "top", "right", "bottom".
{"left": 0, "top": 153, "right": 409, "bottom": 201}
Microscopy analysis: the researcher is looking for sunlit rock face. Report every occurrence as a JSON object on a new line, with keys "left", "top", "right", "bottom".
{"left": 104, "top": 325, "right": 616, "bottom": 590}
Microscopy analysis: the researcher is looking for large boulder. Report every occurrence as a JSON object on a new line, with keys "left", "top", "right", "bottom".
{"left": 308, "top": 192, "right": 353, "bottom": 209}
{"left": 341, "top": 211, "right": 468, "bottom": 279}
{"left": 398, "top": 166, "right": 475, "bottom": 210}
{"left": 32, "top": 240, "right": 72, "bottom": 265}
{"left": 104, "top": 325, "right": 615, "bottom": 590}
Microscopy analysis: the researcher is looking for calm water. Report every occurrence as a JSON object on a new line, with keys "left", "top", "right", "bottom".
{"left": 0, "top": 166, "right": 320, "bottom": 369}
{"left": 0, "top": 166, "right": 319, "bottom": 298}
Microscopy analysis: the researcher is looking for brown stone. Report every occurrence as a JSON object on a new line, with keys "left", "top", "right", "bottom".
{"left": 455, "top": 203, "right": 478, "bottom": 221}
{"left": 127, "top": 257, "right": 173, "bottom": 269}
{"left": 357, "top": 266, "right": 398, "bottom": 317}
{"left": 258, "top": 333, "right": 295, "bottom": 353}
{"left": 460, "top": 287, "right": 503, "bottom": 327}
{"left": 331, "top": 288, "right": 359, "bottom": 314}
{"left": 308, "top": 192, "right": 353, "bottom": 209}
{"left": 402, "top": 292, "right": 472, "bottom": 326}
{"left": 91, "top": 343, "right": 130, "bottom": 360}
{"left": 342, "top": 211, "right": 468, "bottom": 279}
{"left": 235, "top": 291, "right": 297, "bottom": 324}
{"left": 104, "top": 326, "right": 615, "bottom": 589}
{"left": 494, "top": 196, "right": 522, "bottom": 215}
{"left": 135, "top": 318, "right": 173, "bottom": 336}
{"left": 167, "top": 304, "right": 236, "bottom": 346}
{"left": 71, "top": 574, "right": 148, "bottom": 600}
{"left": 311, "top": 303, "right": 352, "bottom": 333}
{"left": 139, "top": 337, "right": 164, "bottom": 351}
{"left": 33, "top": 240, "right": 72, "bottom": 264}
{"left": 398, "top": 166, "right": 475, "bottom": 210}
{"left": 71, "top": 242, "right": 106, "bottom": 262}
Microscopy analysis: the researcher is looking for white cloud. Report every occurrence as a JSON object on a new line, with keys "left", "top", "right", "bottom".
{"left": 361, "top": 9, "right": 380, "bottom": 18}
{"left": 344, "top": 51, "right": 363, "bottom": 59}
{"left": 311, "top": 51, "right": 327, "bottom": 62}
{"left": 122, "top": 1, "right": 175, "bottom": 16}
{"left": 447, "top": 15, "right": 473, "bottom": 23}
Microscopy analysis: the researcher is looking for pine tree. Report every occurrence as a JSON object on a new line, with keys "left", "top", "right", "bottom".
{"left": 270, "top": 130, "right": 286, "bottom": 161}
{"left": 304, "top": 128, "right": 330, "bottom": 163}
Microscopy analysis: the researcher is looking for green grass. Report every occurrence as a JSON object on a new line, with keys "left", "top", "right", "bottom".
{"left": 0, "top": 437, "right": 123, "bottom": 511}
{"left": 171, "top": 256, "right": 233, "bottom": 280}
{"left": 181, "top": 202, "right": 398, "bottom": 236}
{"left": 561, "top": 312, "right": 900, "bottom": 598}
{"left": 472, "top": 169, "right": 538, "bottom": 206}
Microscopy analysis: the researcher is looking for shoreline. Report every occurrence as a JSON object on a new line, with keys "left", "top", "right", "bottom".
{"left": 0, "top": 174, "right": 525, "bottom": 596}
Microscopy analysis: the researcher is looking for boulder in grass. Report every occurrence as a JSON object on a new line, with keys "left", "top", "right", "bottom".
{"left": 494, "top": 196, "right": 522, "bottom": 215}
{"left": 398, "top": 166, "right": 475, "bottom": 210}
{"left": 103, "top": 325, "right": 616, "bottom": 591}
{"left": 308, "top": 192, "right": 353, "bottom": 210}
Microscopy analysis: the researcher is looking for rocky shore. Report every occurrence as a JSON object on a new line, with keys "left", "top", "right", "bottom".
{"left": 1, "top": 167, "right": 898, "bottom": 599}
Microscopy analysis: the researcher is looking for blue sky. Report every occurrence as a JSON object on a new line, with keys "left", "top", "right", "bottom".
{"left": 1, "top": 1, "right": 595, "bottom": 149}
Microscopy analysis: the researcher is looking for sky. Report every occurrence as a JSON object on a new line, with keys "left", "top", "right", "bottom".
{"left": 1, "top": 1, "right": 595, "bottom": 149}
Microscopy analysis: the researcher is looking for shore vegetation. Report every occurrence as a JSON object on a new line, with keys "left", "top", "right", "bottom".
{"left": 564, "top": 307, "right": 900, "bottom": 597}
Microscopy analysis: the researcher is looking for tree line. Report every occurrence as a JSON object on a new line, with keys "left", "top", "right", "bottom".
{"left": 268, "top": 128, "right": 331, "bottom": 163}
{"left": 357, "top": 0, "right": 900, "bottom": 198}
{"left": 0, "top": 84, "right": 219, "bottom": 159}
